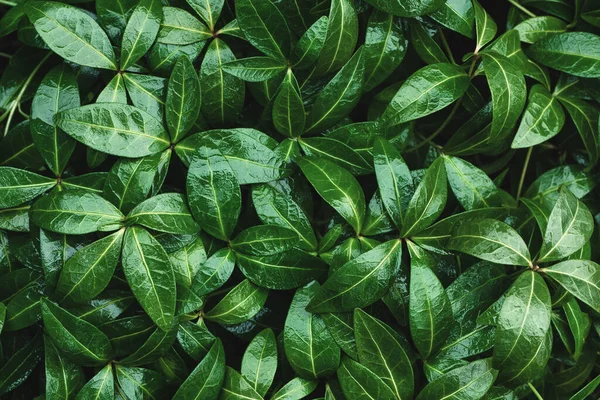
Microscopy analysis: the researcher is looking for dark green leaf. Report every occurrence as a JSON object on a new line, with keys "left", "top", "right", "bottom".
{"left": 528, "top": 32, "right": 600, "bottom": 78}
{"left": 173, "top": 338, "right": 225, "bottom": 400}
{"left": 167, "top": 56, "right": 202, "bottom": 144}
{"left": 0, "top": 167, "right": 55, "bottom": 208}
{"left": 337, "top": 356, "right": 396, "bottom": 399}
{"left": 544, "top": 260, "right": 600, "bottom": 313}
{"left": 236, "top": 0, "right": 291, "bottom": 60}
{"left": 127, "top": 193, "right": 200, "bottom": 235}
{"left": 241, "top": 329, "right": 277, "bottom": 396}
{"left": 120, "top": 0, "right": 162, "bottom": 70}
{"left": 205, "top": 279, "right": 268, "bottom": 325}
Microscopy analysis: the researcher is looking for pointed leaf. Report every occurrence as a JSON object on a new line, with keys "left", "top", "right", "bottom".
{"left": 205, "top": 279, "right": 268, "bottom": 325}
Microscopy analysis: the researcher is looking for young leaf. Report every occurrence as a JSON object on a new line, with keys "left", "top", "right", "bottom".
{"left": 122, "top": 226, "right": 176, "bottom": 331}
{"left": 284, "top": 281, "right": 341, "bottom": 379}
{"left": 307, "top": 239, "right": 402, "bottom": 313}
{"left": 448, "top": 219, "right": 532, "bottom": 267}
{"left": 27, "top": 2, "right": 118, "bottom": 70}
{"left": 241, "top": 329, "right": 277, "bottom": 396}
{"left": 297, "top": 156, "right": 365, "bottom": 234}
{"left": 167, "top": 56, "right": 202, "bottom": 143}
{"left": 55, "top": 104, "right": 170, "bottom": 158}
{"left": 381, "top": 63, "right": 470, "bottom": 127}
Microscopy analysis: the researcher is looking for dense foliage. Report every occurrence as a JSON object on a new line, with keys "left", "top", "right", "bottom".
{"left": 0, "top": 0, "right": 599, "bottom": 398}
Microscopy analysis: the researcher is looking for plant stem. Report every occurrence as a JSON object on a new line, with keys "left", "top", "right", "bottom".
{"left": 439, "top": 29, "right": 456, "bottom": 65}
{"left": 0, "top": 52, "right": 11, "bottom": 59}
{"left": 527, "top": 382, "right": 544, "bottom": 400}
{"left": 508, "top": 0, "right": 537, "bottom": 18}
{"left": 516, "top": 146, "right": 533, "bottom": 203}
{"left": 0, "top": 0, "right": 17, "bottom": 6}
{"left": 3, "top": 52, "right": 51, "bottom": 137}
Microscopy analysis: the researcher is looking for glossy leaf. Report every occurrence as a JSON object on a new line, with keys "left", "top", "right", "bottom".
{"left": 172, "top": 338, "right": 225, "bottom": 400}
{"left": 205, "top": 279, "right": 268, "bottom": 325}
{"left": 528, "top": 32, "right": 600, "bottom": 78}
{"left": 241, "top": 329, "right": 277, "bottom": 396}
{"left": 120, "top": 0, "right": 162, "bottom": 70}
{"left": 167, "top": 55, "right": 202, "bottom": 143}
{"left": 0, "top": 167, "right": 55, "bottom": 208}
{"left": 544, "top": 260, "right": 600, "bottom": 313}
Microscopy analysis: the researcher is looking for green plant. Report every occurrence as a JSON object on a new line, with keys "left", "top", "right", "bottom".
{"left": 0, "top": 0, "right": 599, "bottom": 398}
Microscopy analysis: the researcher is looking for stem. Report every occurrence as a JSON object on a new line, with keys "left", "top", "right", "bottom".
{"left": 0, "top": 0, "right": 17, "bottom": 6}
{"left": 527, "top": 382, "right": 544, "bottom": 400}
{"left": 439, "top": 29, "right": 455, "bottom": 65}
{"left": 508, "top": 0, "right": 537, "bottom": 18}
{"left": 516, "top": 147, "right": 533, "bottom": 203}
{"left": 409, "top": 97, "right": 463, "bottom": 152}
{"left": 0, "top": 52, "right": 11, "bottom": 59}
{"left": 3, "top": 52, "right": 51, "bottom": 137}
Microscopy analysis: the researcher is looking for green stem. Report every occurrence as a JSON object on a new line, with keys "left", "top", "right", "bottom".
{"left": 516, "top": 146, "right": 533, "bottom": 203}
{"left": 527, "top": 382, "right": 544, "bottom": 400}
{"left": 439, "top": 29, "right": 456, "bottom": 65}
{"left": 508, "top": 0, "right": 537, "bottom": 18}
{"left": 0, "top": 52, "right": 11, "bottom": 59}
{"left": 3, "top": 52, "right": 51, "bottom": 137}
{"left": 0, "top": 0, "right": 17, "bottom": 6}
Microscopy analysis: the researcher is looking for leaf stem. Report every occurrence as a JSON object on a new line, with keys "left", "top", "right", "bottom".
{"left": 527, "top": 382, "right": 544, "bottom": 400}
{"left": 0, "top": 52, "right": 11, "bottom": 59}
{"left": 3, "top": 52, "right": 51, "bottom": 137}
{"left": 0, "top": 0, "right": 17, "bottom": 6}
{"left": 516, "top": 146, "right": 533, "bottom": 203}
{"left": 439, "top": 29, "right": 456, "bottom": 65}
{"left": 508, "top": 0, "right": 537, "bottom": 18}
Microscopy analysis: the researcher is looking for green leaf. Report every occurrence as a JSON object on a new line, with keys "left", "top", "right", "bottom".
{"left": 120, "top": 324, "right": 177, "bottom": 366}
{"left": 337, "top": 356, "right": 396, "bottom": 399}
{"left": 557, "top": 96, "right": 599, "bottom": 166}
{"left": 169, "top": 237, "right": 206, "bottom": 288}
{"left": 31, "top": 64, "right": 79, "bottom": 176}
{"left": 237, "top": 248, "right": 327, "bottom": 290}
{"left": 205, "top": 279, "right": 268, "bottom": 325}
{"left": 55, "top": 230, "right": 124, "bottom": 303}
{"left": 408, "top": 20, "right": 449, "bottom": 65}
{"left": 400, "top": 157, "right": 447, "bottom": 237}
{"left": 493, "top": 271, "right": 551, "bottom": 384}
{"left": 190, "top": 247, "right": 235, "bottom": 297}
{"left": 514, "top": 16, "right": 566, "bottom": 44}
{"left": 0, "top": 334, "right": 42, "bottom": 396}
{"left": 448, "top": 218, "right": 532, "bottom": 267}
{"left": 177, "top": 319, "right": 215, "bottom": 361}
{"left": 473, "top": 0, "right": 497, "bottom": 52}
{"left": 187, "top": 154, "right": 241, "bottom": 241}
{"left": 122, "top": 73, "right": 167, "bottom": 120}
{"left": 158, "top": 7, "right": 212, "bottom": 45}
{"left": 173, "top": 338, "right": 225, "bottom": 400}
{"left": 569, "top": 374, "right": 600, "bottom": 400}
{"left": 408, "top": 242, "right": 453, "bottom": 359}
{"left": 199, "top": 39, "right": 245, "bottom": 126}
{"left": 74, "top": 363, "right": 113, "bottom": 400}
{"left": 122, "top": 226, "right": 176, "bottom": 331}
{"left": 115, "top": 365, "right": 167, "bottom": 399}
{"left": 272, "top": 70, "right": 305, "bottom": 137}
{"left": 305, "top": 48, "right": 365, "bottom": 134}
{"left": 32, "top": 189, "right": 124, "bottom": 234}
{"left": 363, "top": 0, "right": 444, "bottom": 17}
{"left": 528, "top": 32, "right": 600, "bottom": 78}
{"left": 363, "top": 10, "right": 407, "bottom": 91}
{"left": 481, "top": 51, "right": 526, "bottom": 137}
{"left": 220, "top": 367, "right": 263, "bottom": 400}
{"left": 563, "top": 298, "right": 591, "bottom": 360}
{"left": 354, "top": 309, "right": 414, "bottom": 399}
{"left": 297, "top": 156, "right": 365, "bottom": 234}
{"left": 41, "top": 298, "right": 113, "bottom": 366}
{"left": 544, "top": 260, "right": 600, "bottom": 313}
{"left": 538, "top": 187, "right": 593, "bottom": 263}
{"left": 381, "top": 63, "right": 469, "bottom": 127}
{"left": 126, "top": 193, "right": 200, "bottom": 235}
{"left": 252, "top": 184, "right": 317, "bottom": 252}
{"left": 0, "top": 121, "right": 43, "bottom": 170}
{"left": 373, "top": 136, "right": 413, "bottom": 229}
{"left": 284, "top": 281, "right": 341, "bottom": 379}
{"left": 313, "top": 0, "right": 358, "bottom": 76}
{"left": 416, "top": 359, "right": 498, "bottom": 400}
{"left": 186, "top": 0, "right": 223, "bottom": 30}
{"left": 322, "top": 312, "right": 357, "bottom": 359}
{"left": 292, "top": 16, "right": 328, "bottom": 70}
{"left": 44, "top": 335, "right": 84, "bottom": 400}
{"left": 512, "top": 84, "right": 565, "bottom": 148}
{"left": 241, "top": 329, "right": 277, "bottom": 396}
{"left": 120, "top": 0, "right": 162, "bottom": 70}
{"left": 27, "top": 2, "right": 117, "bottom": 70}
{"left": 97, "top": 73, "right": 128, "bottom": 103}
{"left": 55, "top": 104, "right": 170, "bottom": 158}
{"left": 272, "top": 377, "right": 317, "bottom": 400}
{"left": 223, "top": 57, "right": 287, "bottom": 82}
{"left": 232, "top": 225, "right": 297, "bottom": 256}
{"left": 307, "top": 239, "right": 402, "bottom": 313}
{"left": 0, "top": 167, "right": 55, "bottom": 208}
{"left": 236, "top": 0, "right": 291, "bottom": 60}
{"left": 430, "top": 0, "right": 475, "bottom": 39}
{"left": 299, "top": 137, "right": 372, "bottom": 176}
{"left": 443, "top": 155, "right": 500, "bottom": 211}
{"left": 166, "top": 56, "right": 202, "bottom": 144}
